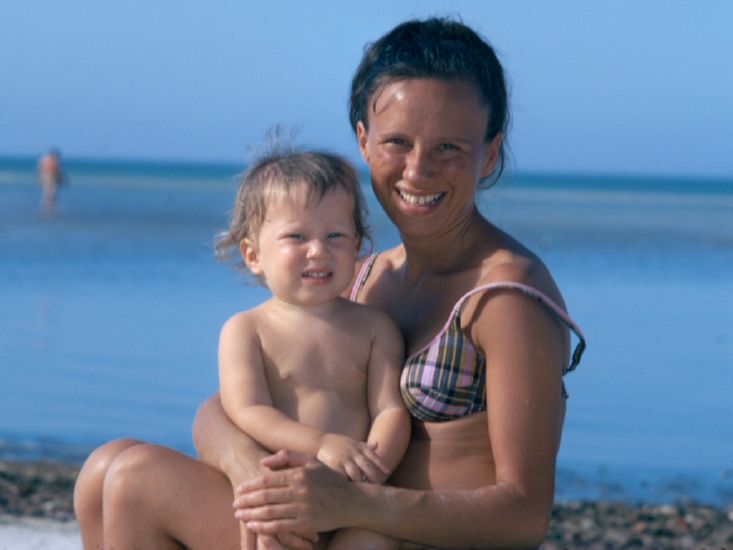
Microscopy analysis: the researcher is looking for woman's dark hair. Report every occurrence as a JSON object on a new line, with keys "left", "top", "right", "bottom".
{"left": 349, "top": 17, "right": 510, "bottom": 184}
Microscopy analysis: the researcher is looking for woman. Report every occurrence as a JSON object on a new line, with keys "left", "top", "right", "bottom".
{"left": 74, "top": 18, "right": 584, "bottom": 549}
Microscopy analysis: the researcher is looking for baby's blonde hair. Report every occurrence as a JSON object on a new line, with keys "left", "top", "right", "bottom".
{"left": 215, "top": 145, "right": 370, "bottom": 271}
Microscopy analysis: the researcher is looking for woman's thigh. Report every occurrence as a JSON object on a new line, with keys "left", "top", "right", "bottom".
{"left": 104, "top": 443, "right": 240, "bottom": 549}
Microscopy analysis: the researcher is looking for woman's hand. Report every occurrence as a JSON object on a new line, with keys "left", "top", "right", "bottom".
{"left": 317, "top": 434, "right": 390, "bottom": 483}
{"left": 233, "top": 450, "right": 360, "bottom": 536}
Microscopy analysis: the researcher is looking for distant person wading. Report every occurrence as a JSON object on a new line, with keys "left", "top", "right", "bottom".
{"left": 38, "top": 149, "right": 66, "bottom": 215}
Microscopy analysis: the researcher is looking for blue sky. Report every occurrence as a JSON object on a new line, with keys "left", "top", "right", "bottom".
{"left": 2, "top": 1, "right": 731, "bottom": 178}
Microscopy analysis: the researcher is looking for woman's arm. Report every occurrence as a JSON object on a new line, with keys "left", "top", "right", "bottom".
{"left": 234, "top": 287, "right": 568, "bottom": 548}
{"left": 192, "top": 393, "right": 270, "bottom": 484}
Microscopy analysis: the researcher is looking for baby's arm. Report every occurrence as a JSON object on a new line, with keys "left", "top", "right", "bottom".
{"left": 219, "top": 313, "right": 326, "bottom": 456}
{"left": 219, "top": 313, "right": 389, "bottom": 481}
{"left": 363, "top": 310, "right": 411, "bottom": 484}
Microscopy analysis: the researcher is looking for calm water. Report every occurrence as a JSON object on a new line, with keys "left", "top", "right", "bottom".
{"left": 1, "top": 157, "right": 731, "bottom": 505}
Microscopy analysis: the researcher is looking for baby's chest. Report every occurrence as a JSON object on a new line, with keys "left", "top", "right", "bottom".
{"left": 261, "top": 333, "right": 370, "bottom": 390}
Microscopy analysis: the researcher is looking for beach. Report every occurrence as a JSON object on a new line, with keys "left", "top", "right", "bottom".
{"left": 0, "top": 461, "right": 79, "bottom": 549}
{"left": 1, "top": 459, "right": 732, "bottom": 549}
{"left": 1, "top": 159, "right": 732, "bottom": 547}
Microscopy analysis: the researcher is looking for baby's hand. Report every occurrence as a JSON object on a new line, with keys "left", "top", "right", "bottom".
{"left": 316, "top": 434, "right": 390, "bottom": 483}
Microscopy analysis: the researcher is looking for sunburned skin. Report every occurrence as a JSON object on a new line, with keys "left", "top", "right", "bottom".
{"left": 358, "top": 79, "right": 500, "bottom": 243}
{"left": 390, "top": 413, "right": 495, "bottom": 490}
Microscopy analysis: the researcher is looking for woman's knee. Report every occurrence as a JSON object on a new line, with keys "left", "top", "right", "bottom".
{"left": 74, "top": 438, "right": 142, "bottom": 518}
{"left": 101, "top": 444, "right": 240, "bottom": 547}
{"left": 102, "top": 443, "right": 170, "bottom": 507}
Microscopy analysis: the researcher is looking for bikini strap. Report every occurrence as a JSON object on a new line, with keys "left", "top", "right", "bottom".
{"left": 349, "top": 253, "right": 379, "bottom": 302}
{"left": 453, "top": 281, "right": 586, "bottom": 374}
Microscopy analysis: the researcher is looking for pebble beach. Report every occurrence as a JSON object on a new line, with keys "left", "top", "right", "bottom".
{"left": 1, "top": 460, "right": 732, "bottom": 549}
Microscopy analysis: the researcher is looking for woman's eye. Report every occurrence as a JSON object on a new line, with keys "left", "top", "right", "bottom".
{"left": 385, "top": 138, "right": 409, "bottom": 147}
{"left": 438, "top": 143, "right": 459, "bottom": 152}
{"left": 327, "top": 232, "right": 345, "bottom": 239}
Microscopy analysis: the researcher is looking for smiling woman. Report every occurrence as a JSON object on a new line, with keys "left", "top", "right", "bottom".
{"left": 356, "top": 79, "right": 502, "bottom": 241}
{"left": 73, "top": 17, "right": 585, "bottom": 550}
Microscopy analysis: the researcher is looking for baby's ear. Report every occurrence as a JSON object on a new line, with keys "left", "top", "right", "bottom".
{"left": 240, "top": 238, "right": 262, "bottom": 275}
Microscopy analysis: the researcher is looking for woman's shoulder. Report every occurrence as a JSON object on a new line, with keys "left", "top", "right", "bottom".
{"left": 372, "top": 245, "right": 406, "bottom": 271}
{"left": 352, "top": 246, "right": 405, "bottom": 286}
{"left": 475, "top": 239, "right": 566, "bottom": 311}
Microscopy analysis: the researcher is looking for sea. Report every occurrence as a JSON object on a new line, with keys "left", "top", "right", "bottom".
{"left": 1, "top": 156, "right": 731, "bottom": 507}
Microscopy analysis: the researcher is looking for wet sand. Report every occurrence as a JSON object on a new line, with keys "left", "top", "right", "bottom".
{"left": 1, "top": 460, "right": 732, "bottom": 549}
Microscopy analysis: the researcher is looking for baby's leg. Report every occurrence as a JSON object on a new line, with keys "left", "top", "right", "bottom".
{"left": 329, "top": 527, "right": 400, "bottom": 549}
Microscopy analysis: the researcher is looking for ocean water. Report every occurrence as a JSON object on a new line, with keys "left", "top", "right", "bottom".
{"left": 1, "top": 157, "right": 731, "bottom": 506}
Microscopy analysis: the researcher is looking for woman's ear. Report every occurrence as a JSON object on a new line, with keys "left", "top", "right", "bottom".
{"left": 356, "top": 121, "right": 370, "bottom": 163}
{"left": 481, "top": 133, "right": 503, "bottom": 179}
{"left": 240, "top": 238, "right": 262, "bottom": 276}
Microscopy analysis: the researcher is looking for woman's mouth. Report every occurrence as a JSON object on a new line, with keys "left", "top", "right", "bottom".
{"left": 397, "top": 190, "right": 445, "bottom": 206}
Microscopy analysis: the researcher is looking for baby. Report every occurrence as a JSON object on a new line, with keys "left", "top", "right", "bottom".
{"left": 215, "top": 146, "right": 409, "bottom": 549}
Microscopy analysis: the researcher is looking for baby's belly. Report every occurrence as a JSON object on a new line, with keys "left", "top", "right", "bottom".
{"left": 278, "top": 391, "right": 371, "bottom": 440}
{"left": 390, "top": 412, "right": 495, "bottom": 490}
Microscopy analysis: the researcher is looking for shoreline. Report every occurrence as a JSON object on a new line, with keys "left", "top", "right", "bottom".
{"left": 1, "top": 460, "right": 732, "bottom": 549}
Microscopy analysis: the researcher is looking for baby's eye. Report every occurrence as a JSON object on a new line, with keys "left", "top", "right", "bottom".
{"left": 285, "top": 233, "right": 305, "bottom": 241}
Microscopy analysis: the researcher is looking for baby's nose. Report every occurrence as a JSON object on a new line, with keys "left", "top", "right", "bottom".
{"left": 306, "top": 239, "right": 327, "bottom": 257}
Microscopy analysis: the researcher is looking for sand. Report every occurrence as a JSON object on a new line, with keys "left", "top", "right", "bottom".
{"left": 0, "top": 516, "right": 80, "bottom": 550}
{"left": 1, "top": 459, "right": 732, "bottom": 549}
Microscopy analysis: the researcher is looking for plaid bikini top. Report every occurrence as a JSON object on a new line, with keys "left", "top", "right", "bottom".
{"left": 351, "top": 254, "right": 586, "bottom": 423}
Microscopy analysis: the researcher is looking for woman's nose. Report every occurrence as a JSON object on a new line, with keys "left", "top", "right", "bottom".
{"left": 403, "top": 146, "right": 435, "bottom": 184}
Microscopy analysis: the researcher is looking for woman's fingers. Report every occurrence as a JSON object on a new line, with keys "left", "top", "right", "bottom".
{"left": 234, "top": 486, "right": 299, "bottom": 510}
{"left": 235, "top": 501, "right": 300, "bottom": 524}
{"left": 236, "top": 459, "right": 354, "bottom": 534}
{"left": 245, "top": 519, "right": 305, "bottom": 536}
{"left": 256, "top": 534, "right": 286, "bottom": 550}
{"left": 259, "top": 449, "right": 313, "bottom": 470}
{"left": 241, "top": 522, "right": 256, "bottom": 550}
{"left": 237, "top": 470, "right": 295, "bottom": 495}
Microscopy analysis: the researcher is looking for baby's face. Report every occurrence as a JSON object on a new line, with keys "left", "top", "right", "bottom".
{"left": 244, "top": 185, "right": 359, "bottom": 307}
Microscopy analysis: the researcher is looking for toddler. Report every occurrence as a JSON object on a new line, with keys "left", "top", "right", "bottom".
{"left": 216, "top": 146, "right": 409, "bottom": 549}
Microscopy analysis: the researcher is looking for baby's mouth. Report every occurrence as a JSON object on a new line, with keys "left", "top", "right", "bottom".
{"left": 302, "top": 270, "right": 332, "bottom": 280}
{"left": 397, "top": 190, "right": 445, "bottom": 206}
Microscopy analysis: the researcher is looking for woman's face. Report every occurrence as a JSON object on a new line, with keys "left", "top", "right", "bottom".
{"left": 357, "top": 79, "right": 501, "bottom": 240}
